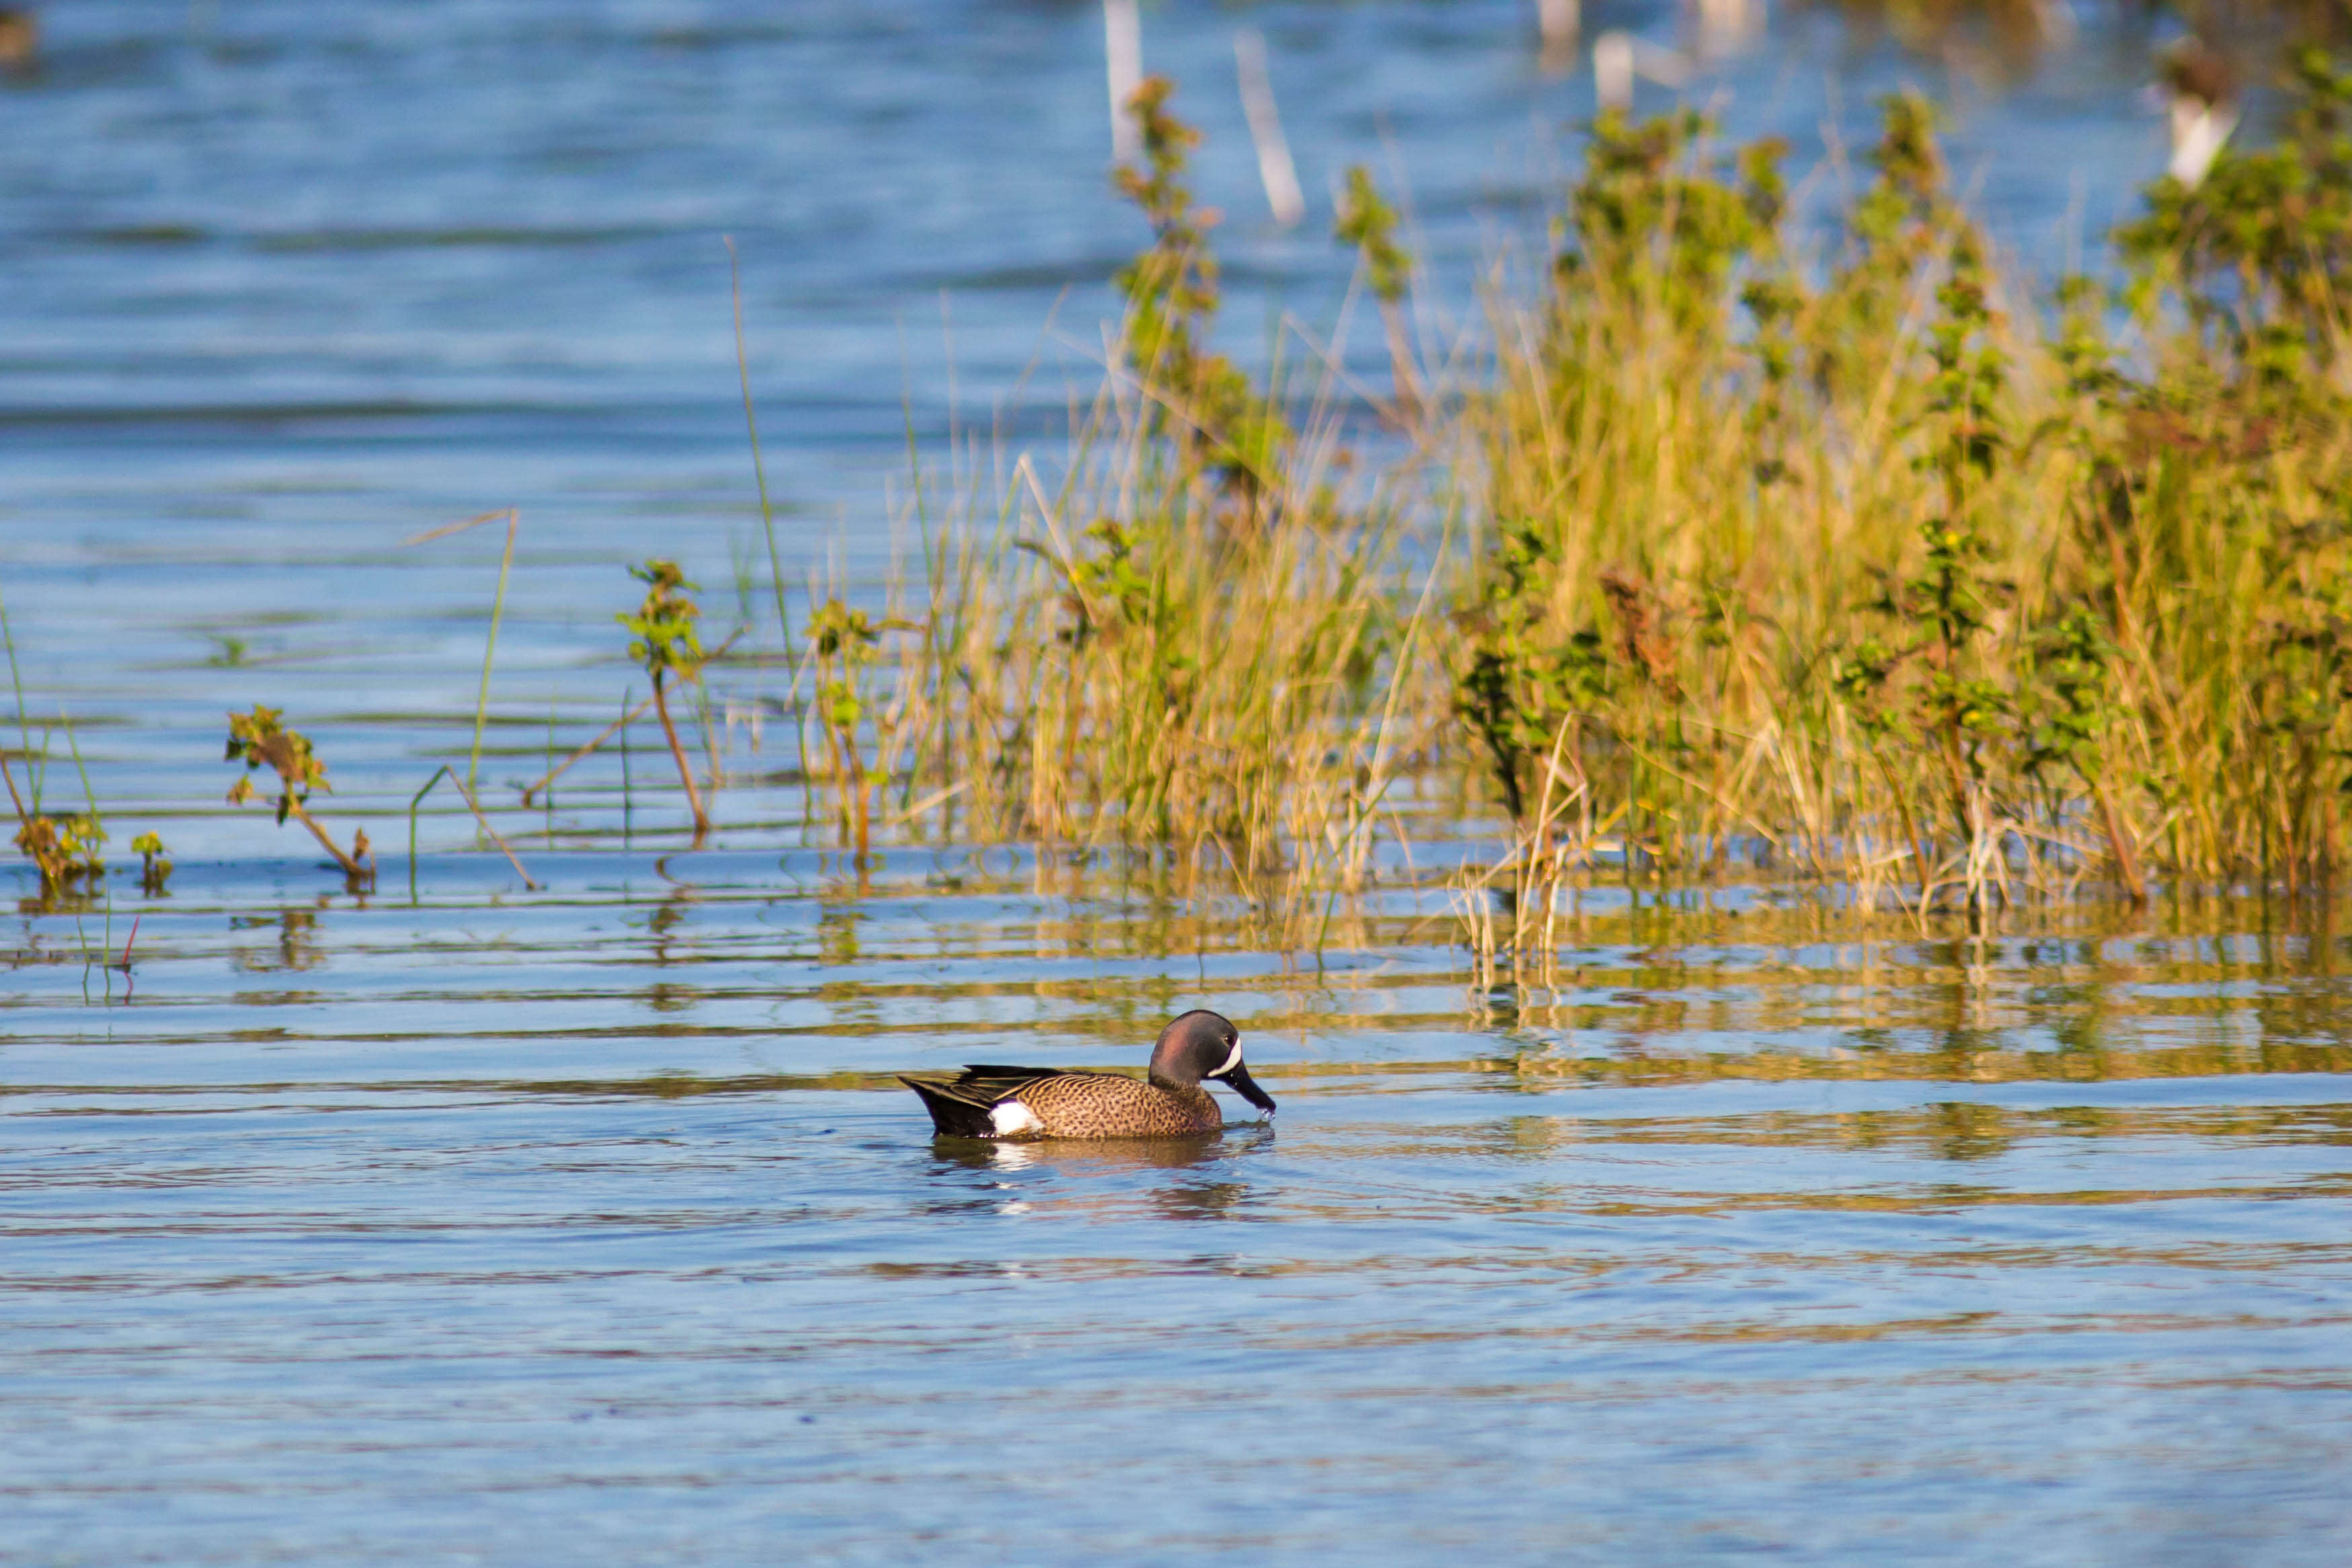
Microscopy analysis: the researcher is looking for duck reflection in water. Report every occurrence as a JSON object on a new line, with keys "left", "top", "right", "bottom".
{"left": 928, "top": 1126, "right": 1270, "bottom": 1176}
{"left": 926, "top": 1126, "right": 1269, "bottom": 1221}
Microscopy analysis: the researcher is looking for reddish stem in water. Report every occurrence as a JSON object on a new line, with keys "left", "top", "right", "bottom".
{"left": 651, "top": 674, "right": 709, "bottom": 836}
{"left": 286, "top": 798, "right": 367, "bottom": 880}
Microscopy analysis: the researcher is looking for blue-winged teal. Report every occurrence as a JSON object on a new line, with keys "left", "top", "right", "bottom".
{"left": 2160, "top": 38, "right": 2239, "bottom": 189}
{"left": 900, "top": 1009, "right": 1275, "bottom": 1140}
{"left": 0, "top": 10, "right": 35, "bottom": 72}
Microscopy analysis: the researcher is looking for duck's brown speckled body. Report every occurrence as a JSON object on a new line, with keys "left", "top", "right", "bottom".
{"left": 899, "top": 1011, "right": 1273, "bottom": 1142}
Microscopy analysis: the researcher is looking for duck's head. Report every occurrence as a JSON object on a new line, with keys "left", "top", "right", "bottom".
{"left": 1149, "top": 1009, "right": 1276, "bottom": 1117}
{"left": 2160, "top": 37, "right": 2235, "bottom": 110}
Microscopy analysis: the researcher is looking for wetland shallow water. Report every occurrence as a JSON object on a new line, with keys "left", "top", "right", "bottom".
{"left": 7, "top": 865, "right": 2352, "bottom": 1563}
{"left": 3, "top": 3, "right": 2351, "bottom": 1563}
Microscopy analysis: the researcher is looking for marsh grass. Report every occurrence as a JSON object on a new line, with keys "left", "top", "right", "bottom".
{"left": 738, "top": 79, "right": 1458, "bottom": 942}
{"left": 756, "top": 63, "right": 2352, "bottom": 962}
{"left": 1441, "top": 63, "right": 2352, "bottom": 978}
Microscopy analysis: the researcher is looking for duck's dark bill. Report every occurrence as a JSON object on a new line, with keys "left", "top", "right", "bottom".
{"left": 1217, "top": 1062, "right": 1276, "bottom": 1115}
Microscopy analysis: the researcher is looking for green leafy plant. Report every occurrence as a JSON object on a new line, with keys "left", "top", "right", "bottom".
{"left": 1810, "top": 92, "right": 1951, "bottom": 403}
{"left": 1335, "top": 164, "right": 1423, "bottom": 413}
{"left": 224, "top": 705, "right": 372, "bottom": 883}
{"left": 2, "top": 732, "right": 105, "bottom": 893}
{"left": 1554, "top": 108, "right": 1787, "bottom": 340}
{"left": 131, "top": 830, "right": 172, "bottom": 893}
{"left": 806, "top": 598, "right": 914, "bottom": 863}
{"left": 1114, "top": 76, "right": 1286, "bottom": 496}
{"left": 7, "top": 799, "right": 105, "bottom": 892}
{"left": 1831, "top": 217, "right": 2015, "bottom": 899}
{"left": 1456, "top": 523, "right": 1610, "bottom": 826}
{"left": 618, "top": 559, "right": 711, "bottom": 838}
{"left": 2020, "top": 606, "right": 2144, "bottom": 900}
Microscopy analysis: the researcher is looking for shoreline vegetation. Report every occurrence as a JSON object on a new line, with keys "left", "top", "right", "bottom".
{"left": 859, "top": 54, "right": 2352, "bottom": 949}
{"left": 14, "top": 53, "right": 2352, "bottom": 967}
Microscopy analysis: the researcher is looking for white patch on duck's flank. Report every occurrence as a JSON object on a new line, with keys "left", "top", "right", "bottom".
{"left": 989, "top": 1100, "right": 1044, "bottom": 1136}
{"left": 1210, "top": 1039, "right": 1243, "bottom": 1078}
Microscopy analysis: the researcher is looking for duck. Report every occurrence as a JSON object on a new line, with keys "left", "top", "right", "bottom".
{"left": 900, "top": 1009, "right": 1276, "bottom": 1140}
{"left": 0, "top": 9, "right": 34, "bottom": 73}
{"left": 2159, "top": 38, "right": 2238, "bottom": 190}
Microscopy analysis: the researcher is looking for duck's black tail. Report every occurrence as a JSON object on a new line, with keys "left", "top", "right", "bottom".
{"left": 898, "top": 1074, "right": 998, "bottom": 1138}
{"left": 898, "top": 1065, "right": 1064, "bottom": 1138}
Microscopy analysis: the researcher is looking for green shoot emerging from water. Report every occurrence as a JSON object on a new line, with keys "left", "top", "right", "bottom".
{"left": 619, "top": 559, "right": 711, "bottom": 838}
{"left": 807, "top": 598, "right": 913, "bottom": 864}
{"left": 131, "top": 830, "right": 172, "bottom": 894}
{"left": 225, "top": 705, "right": 372, "bottom": 884}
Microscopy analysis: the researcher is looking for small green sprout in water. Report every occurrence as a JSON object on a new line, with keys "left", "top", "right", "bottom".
{"left": 618, "top": 559, "right": 711, "bottom": 838}
{"left": 131, "top": 830, "right": 172, "bottom": 893}
{"left": 223, "top": 705, "right": 373, "bottom": 884}
{"left": 806, "top": 597, "right": 914, "bottom": 863}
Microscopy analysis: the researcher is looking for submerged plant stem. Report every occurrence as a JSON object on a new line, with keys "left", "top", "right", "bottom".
{"left": 407, "top": 765, "right": 540, "bottom": 898}
{"left": 652, "top": 674, "right": 708, "bottom": 836}
{"left": 288, "top": 799, "right": 366, "bottom": 880}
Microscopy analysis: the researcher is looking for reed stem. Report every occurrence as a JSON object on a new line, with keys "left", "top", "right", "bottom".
{"left": 651, "top": 674, "right": 709, "bottom": 837}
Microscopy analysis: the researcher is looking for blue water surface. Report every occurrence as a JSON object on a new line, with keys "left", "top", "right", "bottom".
{"left": 2, "top": 5, "right": 2348, "bottom": 1564}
